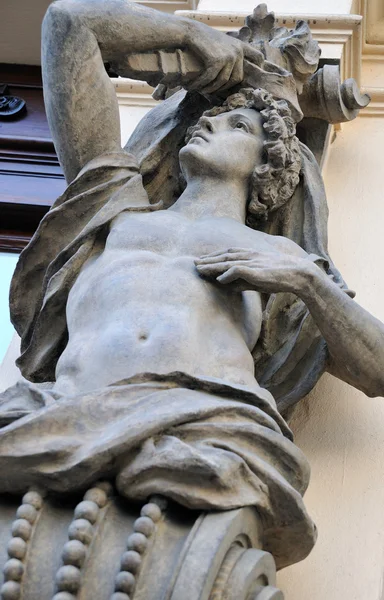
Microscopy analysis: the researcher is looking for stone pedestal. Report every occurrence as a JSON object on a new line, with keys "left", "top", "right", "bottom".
{"left": 0, "top": 485, "right": 283, "bottom": 600}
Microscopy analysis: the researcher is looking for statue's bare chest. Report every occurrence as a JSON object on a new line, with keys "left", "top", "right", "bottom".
{"left": 106, "top": 208, "right": 269, "bottom": 257}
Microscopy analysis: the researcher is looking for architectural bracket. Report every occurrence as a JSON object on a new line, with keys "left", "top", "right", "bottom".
{"left": 112, "top": 10, "right": 364, "bottom": 112}
{"left": 354, "top": 0, "right": 384, "bottom": 116}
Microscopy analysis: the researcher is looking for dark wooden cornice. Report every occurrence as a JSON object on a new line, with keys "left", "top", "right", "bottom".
{"left": 0, "top": 64, "right": 43, "bottom": 86}
{"left": 0, "top": 64, "right": 66, "bottom": 249}
{"left": 0, "top": 231, "right": 32, "bottom": 253}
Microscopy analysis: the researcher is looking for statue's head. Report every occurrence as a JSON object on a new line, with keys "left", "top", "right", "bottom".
{"left": 179, "top": 88, "right": 301, "bottom": 219}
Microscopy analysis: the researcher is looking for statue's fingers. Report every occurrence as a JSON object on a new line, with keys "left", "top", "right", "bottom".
{"left": 186, "top": 65, "right": 222, "bottom": 92}
{"left": 201, "top": 56, "right": 242, "bottom": 95}
{"left": 195, "top": 262, "right": 228, "bottom": 275}
{"left": 197, "top": 260, "right": 256, "bottom": 273}
{"left": 196, "top": 261, "right": 240, "bottom": 279}
{"left": 199, "top": 247, "right": 252, "bottom": 259}
{"left": 219, "top": 58, "right": 243, "bottom": 91}
{"left": 216, "top": 266, "right": 243, "bottom": 283}
{"left": 242, "top": 44, "right": 264, "bottom": 66}
{"left": 196, "top": 252, "right": 251, "bottom": 265}
{"left": 227, "top": 247, "right": 255, "bottom": 253}
{"left": 200, "top": 62, "right": 235, "bottom": 95}
{"left": 198, "top": 250, "right": 227, "bottom": 259}
{"left": 217, "top": 266, "right": 262, "bottom": 288}
{"left": 201, "top": 63, "right": 233, "bottom": 94}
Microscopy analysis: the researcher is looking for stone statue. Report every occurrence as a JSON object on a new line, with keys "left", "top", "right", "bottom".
{"left": 0, "top": 2, "right": 382, "bottom": 599}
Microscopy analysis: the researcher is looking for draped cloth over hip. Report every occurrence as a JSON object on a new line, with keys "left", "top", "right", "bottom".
{"left": 0, "top": 372, "right": 315, "bottom": 569}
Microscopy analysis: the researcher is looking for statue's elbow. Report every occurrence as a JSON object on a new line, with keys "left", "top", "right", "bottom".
{"left": 42, "top": 1, "right": 87, "bottom": 74}
{"left": 42, "top": 1, "right": 80, "bottom": 42}
{"left": 43, "top": 1, "right": 71, "bottom": 26}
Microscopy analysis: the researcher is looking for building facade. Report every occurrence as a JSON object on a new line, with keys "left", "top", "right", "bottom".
{"left": 1, "top": 1, "right": 384, "bottom": 598}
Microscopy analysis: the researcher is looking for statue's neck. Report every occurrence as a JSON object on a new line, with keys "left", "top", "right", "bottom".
{"left": 169, "top": 177, "right": 247, "bottom": 223}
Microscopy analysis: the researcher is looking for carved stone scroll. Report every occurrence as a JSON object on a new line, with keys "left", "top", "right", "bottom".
{"left": 299, "top": 64, "right": 371, "bottom": 123}
{"left": 0, "top": 492, "right": 284, "bottom": 600}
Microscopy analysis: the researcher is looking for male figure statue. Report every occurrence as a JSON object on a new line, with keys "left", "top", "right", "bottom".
{"left": 1, "top": 0, "right": 384, "bottom": 571}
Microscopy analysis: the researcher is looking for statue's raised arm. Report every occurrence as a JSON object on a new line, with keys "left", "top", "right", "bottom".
{"left": 42, "top": 0, "right": 260, "bottom": 182}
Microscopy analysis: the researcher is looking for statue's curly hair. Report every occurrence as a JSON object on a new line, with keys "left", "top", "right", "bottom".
{"left": 185, "top": 88, "right": 301, "bottom": 219}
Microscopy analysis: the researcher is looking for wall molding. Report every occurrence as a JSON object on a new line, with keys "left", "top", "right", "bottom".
{"left": 113, "top": 79, "right": 157, "bottom": 107}
{"left": 360, "top": 88, "right": 384, "bottom": 117}
{"left": 135, "top": 0, "right": 198, "bottom": 12}
{"left": 357, "top": 0, "right": 384, "bottom": 55}
{"left": 112, "top": 10, "right": 364, "bottom": 109}
{"left": 0, "top": 232, "right": 31, "bottom": 253}
{"left": 176, "top": 10, "right": 363, "bottom": 84}
{"left": 352, "top": 0, "right": 384, "bottom": 116}
{"left": 359, "top": 0, "right": 384, "bottom": 50}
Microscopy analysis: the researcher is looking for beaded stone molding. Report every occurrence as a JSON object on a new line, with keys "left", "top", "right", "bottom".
{"left": 1, "top": 490, "right": 45, "bottom": 600}
{"left": 53, "top": 481, "right": 113, "bottom": 600}
{"left": 0, "top": 492, "right": 283, "bottom": 600}
{"left": 111, "top": 496, "right": 167, "bottom": 600}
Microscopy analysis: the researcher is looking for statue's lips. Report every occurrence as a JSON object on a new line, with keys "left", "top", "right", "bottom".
{"left": 189, "top": 132, "right": 209, "bottom": 143}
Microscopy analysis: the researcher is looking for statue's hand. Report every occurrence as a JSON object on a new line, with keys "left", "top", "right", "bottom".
{"left": 195, "top": 247, "right": 319, "bottom": 296}
{"left": 184, "top": 22, "right": 263, "bottom": 95}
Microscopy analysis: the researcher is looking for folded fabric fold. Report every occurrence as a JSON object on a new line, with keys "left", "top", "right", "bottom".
{"left": 0, "top": 371, "right": 315, "bottom": 568}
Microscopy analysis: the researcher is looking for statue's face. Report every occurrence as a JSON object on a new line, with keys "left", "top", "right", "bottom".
{"left": 179, "top": 108, "right": 265, "bottom": 182}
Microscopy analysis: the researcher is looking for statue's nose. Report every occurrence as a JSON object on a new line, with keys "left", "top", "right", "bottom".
{"left": 200, "top": 116, "right": 215, "bottom": 133}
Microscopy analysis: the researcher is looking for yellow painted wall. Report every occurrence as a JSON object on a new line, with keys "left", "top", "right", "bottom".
{"left": 278, "top": 117, "right": 384, "bottom": 599}
{"left": 1, "top": 1, "right": 384, "bottom": 596}
{"left": 198, "top": 0, "right": 354, "bottom": 14}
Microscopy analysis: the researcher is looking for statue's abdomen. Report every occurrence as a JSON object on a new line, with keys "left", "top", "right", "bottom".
{"left": 54, "top": 247, "right": 261, "bottom": 395}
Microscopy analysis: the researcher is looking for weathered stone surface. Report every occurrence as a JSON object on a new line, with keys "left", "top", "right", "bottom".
{"left": 0, "top": 490, "right": 283, "bottom": 600}
{"left": 0, "top": 1, "right": 382, "bottom": 597}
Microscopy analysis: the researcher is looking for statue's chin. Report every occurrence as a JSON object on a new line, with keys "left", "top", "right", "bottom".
{"left": 178, "top": 141, "right": 213, "bottom": 176}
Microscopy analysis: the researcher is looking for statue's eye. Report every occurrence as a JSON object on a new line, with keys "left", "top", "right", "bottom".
{"left": 235, "top": 121, "right": 248, "bottom": 132}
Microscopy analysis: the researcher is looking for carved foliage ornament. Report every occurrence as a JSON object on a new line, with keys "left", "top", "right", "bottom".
{"left": 117, "top": 3, "right": 369, "bottom": 123}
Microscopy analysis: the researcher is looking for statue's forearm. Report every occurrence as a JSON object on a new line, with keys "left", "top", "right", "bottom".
{"left": 196, "top": 247, "right": 384, "bottom": 397}
{"left": 48, "top": 0, "right": 195, "bottom": 62}
{"left": 42, "top": 0, "right": 198, "bottom": 181}
{"left": 42, "top": 0, "right": 245, "bottom": 182}
{"left": 300, "top": 266, "right": 384, "bottom": 397}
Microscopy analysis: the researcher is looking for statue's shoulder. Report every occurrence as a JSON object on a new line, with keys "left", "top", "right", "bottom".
{"left": 246, "top": 225, "right": 308, "bottom": 258}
